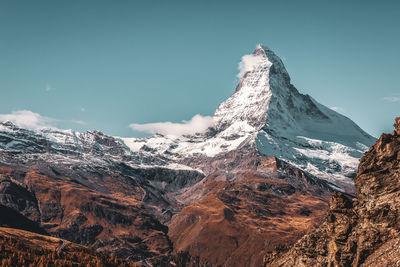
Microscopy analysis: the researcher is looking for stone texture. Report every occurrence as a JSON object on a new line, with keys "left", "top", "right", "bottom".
{"left": 394, "top": 117, "right": 400, "bottom": 134}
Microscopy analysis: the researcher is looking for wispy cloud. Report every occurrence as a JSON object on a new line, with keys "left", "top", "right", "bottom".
{"left": 45, "top": 83, "right": 53, "bottom": 92}
{"left": 237, "top": 54, "right": 265, "bottom": 79}
{"left": 0, "top": 110, "right": 87, "bottom": 130}
{"left": 330, "top": 106, "right": 345, "bottom": 113}
{"left": 129, "top": 114, "right": 215, "bottom": 137}
{"left": 0, "top": 110, "right": 56, "bottom": 130}
{"left": 80, "top": 107, "right": 86, "bottom": 112}
{"left": 383, "top": 95, "right": 400, "bottom": 102}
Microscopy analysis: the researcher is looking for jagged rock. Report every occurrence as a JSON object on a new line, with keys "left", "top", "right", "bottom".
{"left": 394, "top": 117, "right": 400, "bottom": 134}
{"left": 264, "top": 119, "right": 400, "bottom": 267}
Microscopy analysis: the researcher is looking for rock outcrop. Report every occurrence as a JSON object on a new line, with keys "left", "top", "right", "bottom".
{"left": 394, "top": 117, "right": 400, "bottom": 135}
{"left": 264, "top": 117, "right": 400, "bottom": 267}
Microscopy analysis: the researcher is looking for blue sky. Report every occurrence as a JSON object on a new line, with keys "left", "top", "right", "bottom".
{"left": 0, "top": 0, "right": 399, "bottom": 137}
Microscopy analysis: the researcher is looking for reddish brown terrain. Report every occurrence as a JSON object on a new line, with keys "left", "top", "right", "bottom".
{"left": 264, "top": 118, "right": 400, "bottom": 267}
{"left": 0, "top": 227, "right": 137, "bottom": 266}
{"left": 169, "top": 154, "right": 336, "bottom": 266}
{"left": 0, "top": 150, "right": 338, "bottom": 266}
{"left": 0, "top": 166, "right": 173, "bottom": 265}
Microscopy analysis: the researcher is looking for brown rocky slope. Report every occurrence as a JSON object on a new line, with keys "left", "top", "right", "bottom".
{"left": 0, "top": 166, "right": 173, "bottom": 265}
{"left": 264, "top": 118, "right": 400, "bottom": 267}
{"left": 0, "top": 148, "right": 338, "bottom": 267}
{"left": 169, "top": 150, "right": 337, "bottom": 267}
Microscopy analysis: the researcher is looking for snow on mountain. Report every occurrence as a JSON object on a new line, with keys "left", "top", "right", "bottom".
{"left": 233, "top": 45, "right": 375, "bottom": 188}
{"left": 120, "top": 45, "right": 375, "bottom": 190}
{"left": 0, "top": 45, "right": 375, "bottom": 191}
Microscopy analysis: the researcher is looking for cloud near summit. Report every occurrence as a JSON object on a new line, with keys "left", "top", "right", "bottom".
{"left": 237, "top": 54, "right": 264, "bottom": 79}
{"left": 129, "top": 114, "right": 215, "bottom": 137}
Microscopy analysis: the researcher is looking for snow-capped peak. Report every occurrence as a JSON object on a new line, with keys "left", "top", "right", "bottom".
{"left": 214, "top": 46, "right": 273, "bottom": 131}
{"left": 197, "top": 45, "right": 375, "bottom": 190}
{"left": 213, "top": 45, "right": 295, "bottom": 133}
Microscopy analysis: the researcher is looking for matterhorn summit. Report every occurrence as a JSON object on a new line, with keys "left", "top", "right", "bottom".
{"left": 210, "top": 45, "right": 376, "bottom": 189}
{"left": 214, "top": 45, "right": 274, "bottom": 130}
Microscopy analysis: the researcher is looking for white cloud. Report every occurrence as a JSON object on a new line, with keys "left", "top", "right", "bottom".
{"left": 129, "top": 114, "right": 215, "bottom": 137}
{"left": 237, "top": 54, "right": 265, "bottom": 79}
{"left": 383, "top": 96, "right": 400, "bottom": 102}
{"left": 0, "top": 110, "right": 56, "bottom": 130}
{"left": 330, "top": 106, "right": 345, "bottom": 113}
{"left": 0, "top": 110, "right": 87, "bottom": 130}
{"left": 45, "top": 84, "right": 53, "bottom": 92}
{"left": 80, "top": 107, "right": 86, "bottom": 112}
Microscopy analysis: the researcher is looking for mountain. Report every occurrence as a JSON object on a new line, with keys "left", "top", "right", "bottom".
{"left": 0, "top": 45, "right": 375, "bottom": 266}
{"left": 264, "top": 118, "right": 400, "bottom": 267}
{"left": 122, "top": 45, "right": 375, "bottom": 193}
{"left": 224, "top": 46, "right": 375, "bottom": 191}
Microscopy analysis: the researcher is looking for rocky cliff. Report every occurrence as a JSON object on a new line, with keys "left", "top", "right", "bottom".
{"left": 264, "top": 117, "right": 400, "bottom": 267}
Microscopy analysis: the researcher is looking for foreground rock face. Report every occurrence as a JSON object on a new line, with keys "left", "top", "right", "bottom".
{"left": 265, "top": 120, "right": 400, "bottom": 266}
{"left": 394, "top": 117, "right": 400, "bottom": 134}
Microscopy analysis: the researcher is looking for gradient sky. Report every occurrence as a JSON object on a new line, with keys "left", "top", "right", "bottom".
{"left": 1, "top": 0, "right": 399, "bottom": 138}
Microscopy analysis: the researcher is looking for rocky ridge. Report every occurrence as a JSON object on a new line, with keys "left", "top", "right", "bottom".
{"left": 264, "top": 117, "right": 400, "bottom": 267}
